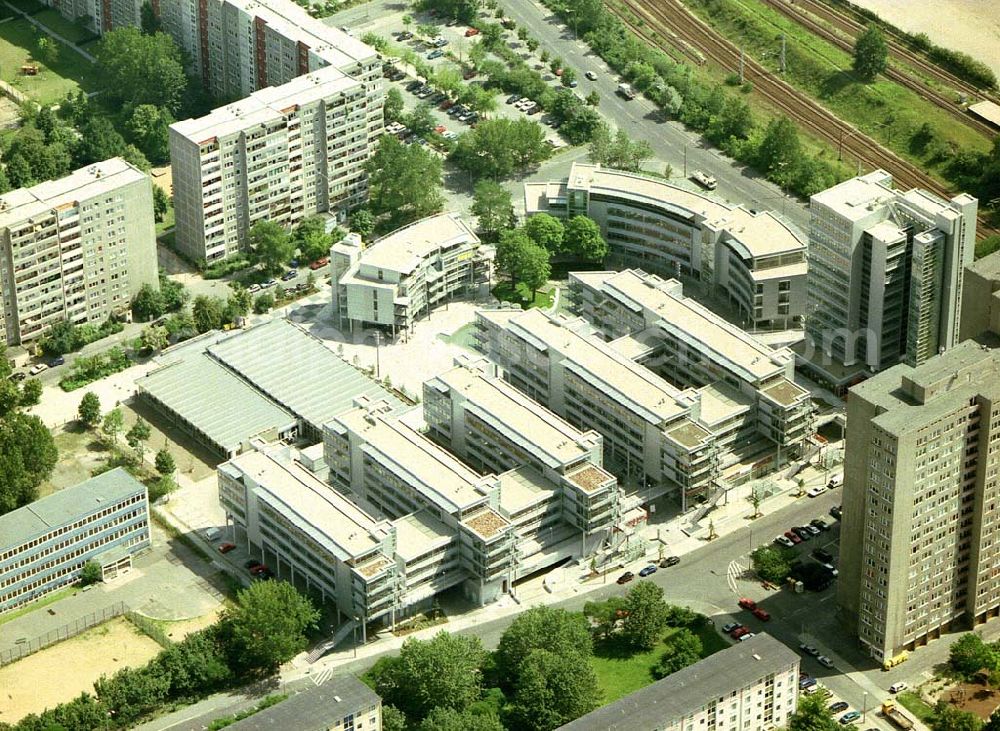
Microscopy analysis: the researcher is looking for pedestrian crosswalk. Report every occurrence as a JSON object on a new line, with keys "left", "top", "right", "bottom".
{"left": 312, "top": 667, "right": 333, "bottom": 686}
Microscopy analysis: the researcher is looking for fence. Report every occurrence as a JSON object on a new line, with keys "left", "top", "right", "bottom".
{"left": 0, "top": 601, "right": 129, "bottom": 666}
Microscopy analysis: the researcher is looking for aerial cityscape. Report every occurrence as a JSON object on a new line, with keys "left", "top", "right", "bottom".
{"left": 0, "top": 0, "right": 998, "bottom": 728}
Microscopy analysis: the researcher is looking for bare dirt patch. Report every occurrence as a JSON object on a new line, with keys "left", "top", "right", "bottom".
{"left": 945, "top": 681, "right": 1000, "bottom": 721}
{"left": 38, "top": 423, "right": 109, "bottom": 497}
{"left": 0, "top": 617, "right": 162, "bottom": 724}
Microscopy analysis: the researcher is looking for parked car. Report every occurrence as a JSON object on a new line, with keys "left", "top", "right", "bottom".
{"left": 890, "top": 682, "right": 908, "bottom": 693}
{"left": 585, "top": 70, "right": 597, "bottom": 80}
{"left": 244, "top": 559, "right": 262, "bottom": 570}
{"left": 803, "top": 524, "right": 821, "bottom": 536}
{"left": 28, "top": 363, "right": 48, "bottom": 376}
{"left": 434, "top": 124, "right": 447, "bottom": 134}
{"left": 799, "top": 643, "right": 820, "bottom": 656}
{"left": 310, "top": 257, "right": 329, "bottom": 270}
{"left": 792, "top": 527, "right": 813, "bottom": 541}
{"left": 638, "top": 564, "right": 657, "bottom": 577}
{"left": 660, "top": 556, "right": 680, "bottom": 567}
{"left": 738, "top": 597, "right": 757, "bottom": 611}
{"left": 406, "top": 80, "right": 422, "bottom": 91}
{"left": 721, "top": 622, "right": 740, "bottom": 633}
{"left": 819, "top": 563, "right": 839, "bottom": 576}
{"left": 506, "top": 94, "right": 521, "bottom": 104}
{"left": 397, "top": 30, "right": 413, "bottom": 40}
{"left": 465, "top": 27, "right": 480, "bottom": 36}
{"left": 730, "top": 625, "right": 750, "bottom": 639}
{"left": 839, "top": 711, "right": 861, "bottom": 724}
{"left": 218, "top": 543, "right": 236, "bottom": 554}
{"left": 813, "top": 548, "right": 834, "bottom": 563}
{"left": 442, "top": 130, "right": 459, "bottom": 140}
{"left": 9, "top": 371, "right": 25, "bottom": 382}
{"left": 616, "top": 571, "right": 634, "bottom": 584}
{"left": 784, "top": 530, "right": 802, "bottom": 544}
{"left": 568, "top": 79, "right": 578, "bottom": 87}
{"left": 250, "top": 564, "right": 270, "bottom": 575}
{"left": 818, "top": 655, "right": 835, "bottom": 669}
{"left": 281, "top": 269, "right": 297, "bottom": 281}
{"left": 775, "top": 534, "right": 795, "bottom": 548}
{"left": 830, "top": 702, "right": 849, "bottom": 713}
{"left": 830, "top": 505, "right": 842, "bottom": 519}
{"left": 738, "top": 632, "right": 756, "bottom": 642}
{"left": 828, "top": 474, "right": 843, "bottom": 489}
{"left": 807, "top": 485, "right": 826, "bottom": 498}
{"left": 752, "top": 607, "right": 771, "bottom": 621}
{"left": 554, "top": 67, "right": 563, "bottom": 76}
{"left": 440, "top": 98, "right": 455, "bottom": 110}
{"left": 47, "top": 355, "right": 65, "bottom": 367}
{"left": 799, "top": 676, "right": 817, "bottom": 690}
{"left": 262, "top": 278, "right": 277, "bottom": 288}
{"left": 247, "top": 283, "right": 262, "bottom": 293}
{"left": 810, "top": 518, "right": 830, "bottom": 531}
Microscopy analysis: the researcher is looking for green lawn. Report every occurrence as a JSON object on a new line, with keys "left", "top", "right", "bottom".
{"left": 591, "top": 621, "right": 730, "bottom": 703}
{"left": 0, "top": 17, "right": 100, "bottom": 104}
{"left": 897, "top": 691, "right": 936, "bottom": 723}
{"left": 491, "top": 281, "right": 555, "bottom": 310}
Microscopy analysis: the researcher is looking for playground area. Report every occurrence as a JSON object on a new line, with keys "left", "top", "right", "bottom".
{"left": 0, "top": 15, "right": 100, "bottom": 104}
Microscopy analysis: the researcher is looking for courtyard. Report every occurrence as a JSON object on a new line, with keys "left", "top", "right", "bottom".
{"left": 0, "top": 14, "right": 100, "bottom": 104}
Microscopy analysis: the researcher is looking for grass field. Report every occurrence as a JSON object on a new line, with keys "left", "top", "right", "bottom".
{"left": 591, "top": 622, "right": 731, "bottom": 703}
{"left": 491, "top": 281, "right": 555, "bottom": 310}
{"left": 897, "top": 691, "right": 936, "bottom": 723}
{"left": 0, "top": 17, "right": 100, "bottom": 104}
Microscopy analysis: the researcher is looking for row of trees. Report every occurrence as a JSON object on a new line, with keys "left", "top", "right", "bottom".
{"left": 6, "top": 581, "right": 319, "bottom": 731}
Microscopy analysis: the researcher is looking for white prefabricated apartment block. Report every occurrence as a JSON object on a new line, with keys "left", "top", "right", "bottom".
{"left": 0, "top": 158, "right": 157, "bottom": 346}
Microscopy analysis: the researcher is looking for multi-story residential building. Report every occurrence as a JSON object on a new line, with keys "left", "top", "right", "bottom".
{"left": 171, "top": 66, "right": 380, "bottom": 263}
{"left": 569, "top": 269, "right": 813, "bottom": 466}
{"left": 524, "top": 163, "right": 808, "bottom": 330}
{"left": 423, "top": 356, "right": 627, "bottom": 555}
{"left": 331, "top": 214, "right": 493, "bottom": 336}
{"left": 960, "top": 249, "right": 1000, "bottom": 342}
{"left": 0, "top": 468, "right": 151, "bottom": 613}
{"left": 227, "top": 674, "right": 382, "bottom": 731}
{"left": 557, "top": 633, "right": 799, "bottom": 731}
{"left": 837, "top": 340, "right": 1000, "bottom": 664}
{"left": 806, "top": 170, "right": 977, "bottom": 379}
{"left": 475, "top": 307, "right": 718, "bottom": 507}
{"left": 0, "top": 158, "right": 157, "bottom": 346}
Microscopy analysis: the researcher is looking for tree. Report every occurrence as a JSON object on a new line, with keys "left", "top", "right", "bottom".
{"left": 78, "top": 392, "right": 102, "bottom": 428}
{"left": 75, "top": 115, "right": 148, "bottom": 170}
{"left": 459, "top": 84, "right": 498, "bottom": 113}
{"left": 349, "top": 208, "right": 376, "bottom": 238}
{"left": 192, "top": 295, "right": 226, "bottom": 333}
{"left": 950, "top": 633, "right": 997, "bottom": 678}
{"left": 471, "top": 180, "right": 514, "bottom": 241}
{"left": 20, "top": 378, "right": 42, "bottom": 408}
{"left": 550, "top": 56, "right": 563, "bottom": 74}
{"left": 524, "top": 212, "right": 564, "bottom": 254}
{"left": 654, "top": 628, "right": 702, "bottom": 678}
{"left": 563, "top": 216, "right": 607, "bottom": 262}
{"left": 36, "top": 36, "right": 59, "bottom": 66}
{"left": 853, "top": 24, "right": 889, "bottom": 82}
{"left": 451, "top": 118, "right": 550, "bottom": 180}
{"left": 248, "top": 221, "right": 294, "bottom": 275}
{"left": 931, "top": 702, "right": 983, "bottom": 731}
{"left": 0, "top": 412, "right": 58, "bottom": 515}
{"left": 40, "top": 319, "right": 80, "bottom": 356}
{"left": 160, "top": 274, "right": 188, "bottom": 312}
{"left": 495, "top": 606, "right": 593, "bottom": 683}
{"left": 751, "top": 545, "right": 796, "bottom": 584}
{"left": 420, "top": 707, "right": 505, "bottom": 731}
{"left": 127, "top": 105, "right": 173, "bottom": 165}
{"left": 384, "top": 87, "right": 405, "bottom": 124}
{"left": 756, "top": 116, "right": 802, "bottom": 180}
{"left": 140, "top": 325, "right": 169, "bottom": 353}
{"left": 253, "top": 293, "right": 275, "bottom": 314}
{"left": 94, "top": 665, "right": 171, "bottom": 725}
{"left": 406, "top": 103, "right": 437, "bottom": 138}
{"left": 100, "top": 408, "right": 125, "bottom": 448}
{"left": 95, "top": 28, "right": 187, "bottom": 112}
{"left": 221, "top": 580, "right": 320, "bottom": 675}
{"left": 294, "top": 216, "right": 334, "bottom": 263}
{"left": 154, "top": 629, "right": 231, "bottom": 698}
{"left": 373, "top": 631, "right": 486, "bottom": 721}
{"left": 227, "top": 284, "right": 252, "bottom": 321}
{"left": 788, "top": 692, "right": 840, "bottom": 731}
{"left": 748, "top": 487, "right": 762, "bottom": 518}
{"left": 366, "top": 136, "right": 444, "bottom": 229}
{"left": 154, "top": 447, "right": 176, "bottom": 476}
{"left": 496, "top": 229, "right": 550, "bottom": 292}
{"left": 126, "top": 418, "right": 152, "bottom": 463}
{"left": 560, "top": 67, "right": 576, "bottom": 87}
{"left": 153, "top": 186, "right": 170, "bottom": 222}
{"left": 583, "top": 596, "right": 629, "bottom": 640}
{"left": 506, "top": 649, "right": 599, "bottom": 731}
{"left": 622, "top": 581, "right": 670, "bottom": 650}
{"left": 79, "top": 560, "right": 103, "bottom": 586}
{"left": 585, "top": 90, "right": 600, "bottom": 106}
{"left": 140, "top": 0, "right": 161, "bottom": 34}
{"left": 481, "top": 23, "right": 504, "bottom": 48}
{"left": 132, "top": 283, "right": 165, "bottom": 322}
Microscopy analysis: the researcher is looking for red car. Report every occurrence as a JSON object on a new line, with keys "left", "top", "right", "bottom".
{"left": 752, "top": 607, "right": 771, "bottom": 622}
{"left": 434, "top": 124, "right": 447, "bottom": 134}
{"left": 250, "top": 564, "right": 270, "bottom": 575}
{"left": 465, "top": 27, "right": 479, "bottom": 36}
{"left": 309, "top": 256, "right": 329, "bottom": 270}
{"left": 730, "top": 625, "right": 750, "bottom": 639}
{"left": 784, "top": 530, "right": 802, "bottom": 544}
{"left": 218, "top": 542, "right": 236, "bottom": 554}
{"left": 738, "top": 597, "right": 757, "bottom": 611}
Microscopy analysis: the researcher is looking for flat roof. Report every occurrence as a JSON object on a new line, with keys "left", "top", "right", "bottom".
{"left": 428, "top": 363, "right": 599, "bottom": 470}
{"left": 557, "top": 634, "right": 798, "bottom": 730}
{"left": 353, "top": 213, "right": 480, "bottom": 275}
{"left": 0, "top": 468, "right": 146, "bottom": 550}
{"left": 335, "top": 406, "right": 491, "bottom": 514}
{"left": 497, "top": 465, "right": 558, "bottom": 514}
{"left": 462, "top": 507, "right": 510, "bottom": 540}
{"left": 577, "top": 270, "right": 789, "bottom": 383}
{"left": 966, "top": 249, "right": 1000, "bottom": 280}
{"left": 137, "top": 353, "right": 296, "bottom": 454}
{"left": 228, "top": 676, "right": 379, "bottom": 731}
{"left": 970, "top": 100, "right": 1000, "bottom": 128}
{"left": 664, "top": 418, "right": 713, "bottom": 449}
{"left": 392, "top": 509, "right": 455, "bottom": 563}
{"left": 208, "top": 319, "right": 401, "bottom": 433}
{"left": 809, "top": 169, "right": 896, "bottom": 221}
{"left": 565, "top": 163, "right": 804, "bottom": 258}
{"left": 486, "top": 308, "right": 689, "bottom": 425}
{"left": 761, "top": 377, "right": 810, "bottom": 407}
{"left": 227, "top": 449, "right": 386, "bottom": 560}
{"left": 172, "top": 66, "right": 359, "bottom": 142}
{"left": 565, "top": 463, "right": 615, "bottom": 494}
{"left": 0, "top": 158, "right": 146, "bottom": 229}
{"left": 696, "top": 382, "right": 753, "bottom": 425}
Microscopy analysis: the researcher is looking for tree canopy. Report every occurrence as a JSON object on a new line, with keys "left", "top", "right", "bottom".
{"left": 853, "top": 25, "right": 889, "bottom": 82}
{"left": 788, "top": 692, "right": 840, "bottom": 731}
{"left": 366, "top": 136, "right": 444, "bottom": 231}
{"left": 496, "top": 229, "right": 550, "bottom": 293}
{"left": 419, "top": 706, "right": 505, "bottom": 731}
{"left": 471, "top": 181, "right": 515, "bottom": 242}
{"left": 563, "top": 216, "right": 607, "bottom": 262}
{"left": 495, "top": 606, "right": 593, "bottom": 684}
{"left": 950, "top": 633, "right": 998, "bottom": 678}
{"left": 751, "top": 545, "right": 796, "bottom": 584}
{"left": 451, "top": 118, "right": 550, "bottom": 180}
{"left": 78, "top": 392, "right": 102, "bottom": 429}
{"left": 524, "top": 213, "right": 564, "bottom": 254}
{"left": 506, "top": 649, "right": 600, "bottom": 731}
{"left": 0, "top": 412, "right": 58, "bottom": 515}
{"left": 248, "top": 221, "right": 294, "bottom": 275}
{"left": 95, "top": 28, "right": 187, "bottom": 112}
{"left": 654, "top": 628, "right": 702, "bottom": 678}
{"left": 621, "top": 581, "right": 671, "bottom": 650}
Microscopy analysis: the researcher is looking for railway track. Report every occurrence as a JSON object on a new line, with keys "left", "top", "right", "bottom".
{"left": 757, "top": 0, "right": 997, "bottom": 139}
{"left": 608, "top": 0, "right": 1000, "bottom": 238}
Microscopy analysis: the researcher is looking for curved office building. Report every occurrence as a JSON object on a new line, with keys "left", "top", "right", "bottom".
{"left": 524, "top": 163, "right": 807, "bottom": 330}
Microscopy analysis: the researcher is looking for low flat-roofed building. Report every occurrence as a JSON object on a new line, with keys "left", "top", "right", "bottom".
{"left": 557, "top": 634, "right": 799, "bottom": 731}
{"left": 570, "top": 269, "right": 813, "bottom": 465}
{"left": 0, "top": 468, "right": 151, "bottom": 613}
{"left": 226, "top": 675, "right": 382, "bottom": 731}
{"left": 331, "top": 213, "right": 493, "bottom": 335}
{"left": 524, "top": 163, "right": 807, "bottom": 330}
{"left": 475, "top": 307, "right": 717, "bottom": 507}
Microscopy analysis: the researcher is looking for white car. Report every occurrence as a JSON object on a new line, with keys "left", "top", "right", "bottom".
{"left": 807, "top": 485, "right": 826, "bottom": 498}
{"left": 28, "top": 363, "right": 48, "bottom": 376}
{"left": 890, "top": 682, "right": 908, "bottom": 693}
{"left": 817, "top": 655, "right": 835, "bottom": 669}
{"left": 775, "top": 534, "right": 795, "bottom": 548}
{"left": 738, "top": 632, "right": 756, "bottom": 642}
{"left": 442, "top": 130, "right": 459, "bottom": 140}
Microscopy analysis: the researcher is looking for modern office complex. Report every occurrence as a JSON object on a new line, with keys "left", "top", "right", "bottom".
{"left": 805, "top": 170, "right": 977, "bottom": 380}
{"left": 331, "top": 214, "right": 493, "bottom": 336}
{"left": 0, "top": 468, "right": 151, "bottom": 613}
{"left": 524, "top": 163, "right": 808, "bottom": 330}
{"left": 837, "top": 340, "right": 1000, "bottom": 663}
{"left": 0, "top": 158, "right": 157, "bottom": 346}
{"left": 170, "top": 66, "right": 380, "bottom": 263}
{"left": 227, "top": 675, "right": 382, "bottom": 731}
{"left": 557, "top": 633, "right": 799, "bottom": 731}
{"left": 568, "top": 270, "right": 813, "bottom": 465}
{"left": 960, "top": 249, "right": 1000, "bottom": 342}
{"left": 475, "top": 307, "right": 718, "bottom": 507}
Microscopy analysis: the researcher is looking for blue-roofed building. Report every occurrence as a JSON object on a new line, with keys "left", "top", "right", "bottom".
{"left": 0, "top": 468, "right": 151, "bottom": 614}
